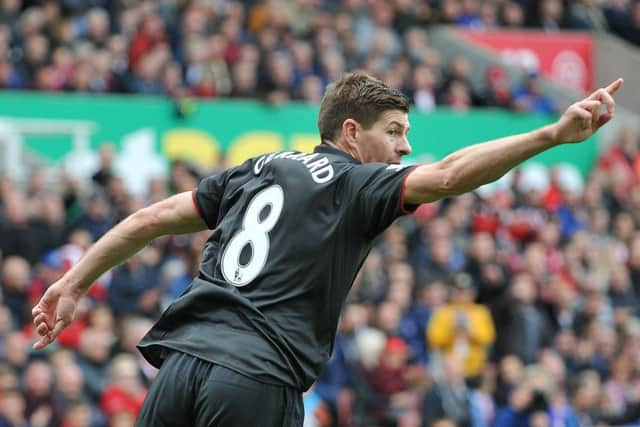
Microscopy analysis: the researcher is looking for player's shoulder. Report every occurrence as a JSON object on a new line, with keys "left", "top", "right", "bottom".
{"left": 347, "top": 162, "right": 415, "bottom": 179}
{"left": 342, "top": 162, "right": 417, "bottom": 195}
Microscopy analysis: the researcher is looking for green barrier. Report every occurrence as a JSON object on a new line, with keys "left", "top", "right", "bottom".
{"left": 0, "top": 92, "right": 596, "bottom": 175}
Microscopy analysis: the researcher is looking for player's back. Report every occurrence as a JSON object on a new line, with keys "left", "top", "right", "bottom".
{"left": 138, "top": 144, "right": 416, "bottom": 391}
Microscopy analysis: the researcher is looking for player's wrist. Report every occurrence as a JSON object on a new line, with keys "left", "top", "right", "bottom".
{"left": 535, "top": 124, "right": 561, "bottom": 148}
{"left": 56, "top": 275, "right": 84, "bottom": 301}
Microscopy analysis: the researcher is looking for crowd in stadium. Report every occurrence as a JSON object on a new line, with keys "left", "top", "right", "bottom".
{"left": 2, "top": 1, "right": 640, "bottom": 427}
{"left": 0, "top": 0, "right": 637, "bottom": 112}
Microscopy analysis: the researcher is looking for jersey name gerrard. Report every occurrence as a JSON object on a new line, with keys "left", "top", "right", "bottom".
{"left": 254, "top": 151, "right": 334, "bottom": 183}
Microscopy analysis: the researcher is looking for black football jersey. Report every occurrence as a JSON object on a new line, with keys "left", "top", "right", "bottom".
{"left": 138, "top": 144, "right": 417, "bottom": 391}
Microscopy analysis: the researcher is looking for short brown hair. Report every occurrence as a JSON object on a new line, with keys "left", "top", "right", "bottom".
{"left": 317, "top": 72, "right": 410, "bottom": 143}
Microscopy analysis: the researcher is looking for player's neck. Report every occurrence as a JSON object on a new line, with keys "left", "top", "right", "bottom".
{"left": 323, "top": 139, "right": 363, "bottom": 163}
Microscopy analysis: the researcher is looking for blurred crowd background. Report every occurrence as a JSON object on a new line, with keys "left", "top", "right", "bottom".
{"left": 2, "top": 1, "right": 640, "bottom": 427}
{"left": 4, "top": 0, "right": 640, "bottom": 112}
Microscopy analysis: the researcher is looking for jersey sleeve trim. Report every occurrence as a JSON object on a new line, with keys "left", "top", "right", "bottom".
{"left": 191, "top": 190, "right": 208, "bottom": 226}
{"left": 400, "top": 166, "right": 420, "bottom": 215}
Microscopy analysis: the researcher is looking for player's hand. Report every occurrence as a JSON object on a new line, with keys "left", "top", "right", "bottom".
{"left": 31, "top": 281, "right": 78, "bottom": 350}
{"left": 552, "top": 78, "right": 623, "bottom": 145}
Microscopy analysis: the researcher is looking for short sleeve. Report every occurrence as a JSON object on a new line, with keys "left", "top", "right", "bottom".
{"left": 193, "top": 169, "right": 230, "bottom": 229}
{"left": 346, "top": 163, "right": 419, "bottom": 236}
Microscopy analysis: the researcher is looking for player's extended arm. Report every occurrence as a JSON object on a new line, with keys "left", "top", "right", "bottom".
{"left": 32, "top": 191, "right": 208, "bottom": 350}
{"left": 404, "top": 79, "right": 623, "bottom": 204}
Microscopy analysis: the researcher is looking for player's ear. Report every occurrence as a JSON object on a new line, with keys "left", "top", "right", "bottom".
{"left": 342, "top": 118, "right": 358, "bottom": 148}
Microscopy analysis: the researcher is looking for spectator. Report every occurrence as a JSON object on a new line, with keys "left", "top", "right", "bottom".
{"left": 261, "top": 50, "right": 296, "bottom": 104}
{"left": 597, "top": 127, "right": 640, "bottom": 197}
{"left": 23, "top": 360, "right": 57, "bottom": 426}
{"left": 0, "top": 388, "right": 28, "bottom": 427}
{"left": 107, "top": 253, "right": 161, "bottom": 318}
{"left": 298, "top": 74, "right": 325, "bottom": 104}
{"left": 128, "top": 10, "right": 166, "bottom": 71}
{"left": 375, "top": 300, "right": 403, "bottom": 337}
{"left": 457, "top": 0, "right": 482, "bottom": 28}
{"left": 76, "top": 328, "right": 112, "bottom": 403}
{"left": 464, "top": 231, "right": 508, "bottom": 308}
{"left": 71, "top": 193, "right": 114, "bottom": 241}
{"left": 116, "top": 316, "right": 156, "bottom": 384}
{"left": 419, "top": 235, "right": 457, "bottom": 283}
{"left": 500, "top": 1, "right": 525, "bottom": 27}
{"left": 538, "top": 0, "right": 569, "bottom": 31}
{"left": 126, "top": 44, "right": 169, "bottom": 95}
{"left": 471, "top": 370, "right": 497, "bottom": 427}
{"left": 16, "top": 32, "right": 49, "bottom": 88}
{"left": 421, "top": 355, "right": 476, "bottom": 427}
{"left": 411, "top": 65, "right": 437, "bottom": 113}
{"left": 571, "top": 370, "right": 603, "bottom": 425}
{"left": 92, "top": 143, "right": 116, "bottom": 188}
{"left": 163, "top": 231, "right": 207, "bottom": 303}
{"left": 608, "top": 263, "right": 638, "bottom": 315}
{"left": 230, "top": 60, "right": 259, "bottom": 99}
{"left": 52, "top": 361, "right": 86, "bottom": 421}
{"left": 1, "top": 256, "right": 31, "bottom": 327}
{"left": 0, "top": 191, "right": 42, "bottom": 264}
{"left": 493, "top": 381, "right": 551, "bottom": 427}
{"left": 478, "top": 2, "right": 499, "bottom": 29}
{"left": 427, "top": 272, "right": 495, "bottom": 381}
{"left": 104, "top": 175, "right": 129, "bottom": 222}
{"left": 439, "top": 0, "right": 463, "bottom": 24}
{"left": 3, "top": 331, "right": 29, "bottom": 376}
{"left": 363, "top": 336, "right": 419, "bottom": 426}
{"left": 100, "top": 354, "right": 147, "bottom": 422}
{"left": 571, "top": 0, "right": 609, "bottom": 31}
{"left": 437, "top": 54, "right": 483, "bottom": 108}
{"left": 29, "top": 194, "right": 66, "bottom": 257}
{"left": 512, "top": 72, "right": 557, "bottom": 115}
{"left": 483, "top": 65, "right": 512, "bottom": 109}
{"left": 399, "top": 279, "right": 447, "bottom": 366}
{"left": 622, "top": 1, "right": 640, "bottom": 45}
{"left": 0, "top": 363, "right": 18, "bottom": 394}
{"left": 493, "top": 272, "right": 553, "bottom": 364}
{"left": 60, "top": 401, "right": 93, "bottom": 427}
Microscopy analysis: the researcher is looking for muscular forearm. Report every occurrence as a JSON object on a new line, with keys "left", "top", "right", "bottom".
{"left": 405, "top": 125, "right": 556, "bottom": 203}
{"left": 440, "top": 125, "right": 556, "bottom": 194}
{"left": 57, "top": 192, "right": 206, "bottom": 299}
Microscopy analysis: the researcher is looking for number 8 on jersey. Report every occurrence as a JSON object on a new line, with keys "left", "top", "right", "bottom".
{"left": 221, "top": 185, "right": 284, "bottom": 287}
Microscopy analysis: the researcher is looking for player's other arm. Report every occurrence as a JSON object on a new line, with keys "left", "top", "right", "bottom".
{"left": 32, "top": 191, "right": 208, "bottom": 350}
{"left": 404, "top": 79, "right": 623, "bottom": 205}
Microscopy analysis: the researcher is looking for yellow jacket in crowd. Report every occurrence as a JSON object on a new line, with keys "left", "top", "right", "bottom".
{"left": 427, "top": 302, "right": 496, "bottom": 378}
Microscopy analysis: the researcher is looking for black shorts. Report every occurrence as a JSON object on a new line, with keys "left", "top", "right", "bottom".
{"left": 135, "top": 351, "right": 304, "bottom": 427}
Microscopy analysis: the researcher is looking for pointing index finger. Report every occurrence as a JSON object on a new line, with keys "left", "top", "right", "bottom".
{"left": 606, "top": 78, "right": 624, "bottom": 95}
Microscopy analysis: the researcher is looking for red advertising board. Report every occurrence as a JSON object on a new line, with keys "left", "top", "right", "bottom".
{"left": 459, "top": 30, "right": 594, "bottom": 92}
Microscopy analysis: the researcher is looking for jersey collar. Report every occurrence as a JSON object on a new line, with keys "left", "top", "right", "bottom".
{"left": 313, "top": 144, "right": 361, "bottom": 164}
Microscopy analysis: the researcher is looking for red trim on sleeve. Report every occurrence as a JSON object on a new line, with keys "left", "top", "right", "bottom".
{"left": 400, "top": 166, "right": 420, "bottom": 215}
{"left": 191, "top": 190, "right": 205, "bottom": 220}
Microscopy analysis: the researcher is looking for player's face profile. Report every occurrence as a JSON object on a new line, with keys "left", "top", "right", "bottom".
{"left": 357, "top": 109, "right": 411, "bottom": 164}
